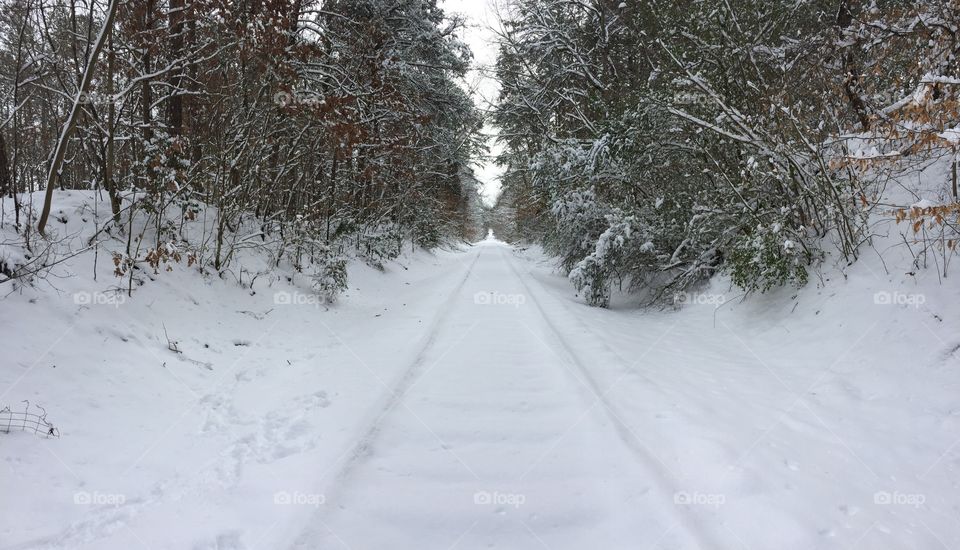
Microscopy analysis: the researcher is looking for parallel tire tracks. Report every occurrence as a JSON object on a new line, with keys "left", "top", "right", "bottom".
{"left": 499, "top": 246, "right": 717, "bottom": 550}
{"left": 289, "top": 247, "right": 484, "bottom": 549}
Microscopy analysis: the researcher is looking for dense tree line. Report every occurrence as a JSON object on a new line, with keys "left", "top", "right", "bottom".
{"left": 0, "top": 0, "right": 483, "bottom": 294}
{"left": 493, "top": 0, "right": 960, "bottom": 306}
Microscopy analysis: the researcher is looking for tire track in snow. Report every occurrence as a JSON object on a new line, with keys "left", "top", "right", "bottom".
{"left": 288, "top": 246, "right": 485, "bottom": 549}
{"left": 499, "top": 246, "right": 718, "bottom": 550}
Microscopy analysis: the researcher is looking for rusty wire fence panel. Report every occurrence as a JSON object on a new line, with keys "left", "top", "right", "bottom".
{"left": 0, "top": 401, "right": 60, "bottom": 438}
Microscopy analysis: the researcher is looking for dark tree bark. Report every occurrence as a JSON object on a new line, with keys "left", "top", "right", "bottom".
{"left": 837, "top": 0, "right": 871, "bottom": 131}
{"left": 167, "top": 0, "right": 184, "bottom": 137}
{"left": 104, "top": 31, "right": 122, "bottom": 223}
{"left": 0, "top": 133, "right": 11, "bottom": 200}
{"left": 37, "top": 0, "right": 120, "bottom": 236}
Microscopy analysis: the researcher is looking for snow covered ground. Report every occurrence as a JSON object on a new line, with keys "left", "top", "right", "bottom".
{"left": 2, "top": 194, "right": 960, "bottom": 550}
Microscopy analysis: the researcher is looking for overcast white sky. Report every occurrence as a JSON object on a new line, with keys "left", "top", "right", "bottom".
{"left": 440, "top": 0, "right": 505, "bottom": 206}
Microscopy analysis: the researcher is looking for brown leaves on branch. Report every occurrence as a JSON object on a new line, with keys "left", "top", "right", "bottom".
{"left": 893, "top": 203, "right": 960, "bottom": 245}
{"left": 112, "top": 242, "right": 197, "bottom": 277}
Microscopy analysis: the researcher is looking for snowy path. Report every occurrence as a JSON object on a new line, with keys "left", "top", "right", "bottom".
{"left": 5, "top": 237, "right": 960, "bottom": 550}
{"left": 290, "top": 241, "right": 709, "bottom": 549}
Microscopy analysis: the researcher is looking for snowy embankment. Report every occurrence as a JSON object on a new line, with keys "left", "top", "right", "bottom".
{"left": 1, "top": 191, "right": 477, "bottom": 549}
{"left": 2, "top": 190, "right": 960, "bottom": 550}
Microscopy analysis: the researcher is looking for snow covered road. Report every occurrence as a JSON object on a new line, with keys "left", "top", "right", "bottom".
{"left": 284, "top": 239, "right": 960, "bottom": 550}
{"left": 291, "top": 241, "right": 708, "bottom": 549}
{"left": 4, "top": 236, "right": 960, "bottom": 550}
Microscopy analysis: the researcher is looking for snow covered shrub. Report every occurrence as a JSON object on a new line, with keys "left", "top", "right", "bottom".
{"left": 0, "top": 241, "right": 32, "bottom": 283}
{"left": 548, "top": 188, "right": 609, "bottom": 271}
{"left": 568, "top": 214, "right": 635, "bottom": 307}
{"left": 412, "top": 216, "right": 443, "bottom": 250}
{"left": 568, "top": 255, "right": 610, "bottom": 307}
{"left": 133, "top": 131, "right": 190, "bottom": 205}
{"left": 624, "top": 196, "right": 725, "bottom": 302}
{"left": 285, "top": 215, "right": 327, "bottom": 272}
{"left": 359, "top": 225, "right": 402, "bottom": 270}
{"left": 311, "top": 245, "right": 348, "bottom": 303}
{"left": 728, "top": 224, "right": 809, "bottom": 292}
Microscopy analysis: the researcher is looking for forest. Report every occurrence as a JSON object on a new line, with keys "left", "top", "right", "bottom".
{"left": 1, "top": 0, "right": 958, "bottom": 304}
{"left": 1, "top": 0, "right": 485, "bottom": 298}
{"left": 491, "top": 0, "right": 960, "bottom": 305}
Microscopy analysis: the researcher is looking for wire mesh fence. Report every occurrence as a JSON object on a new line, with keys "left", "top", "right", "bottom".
{"left": 0, "top": 401, "right": 60, "bottom": 438}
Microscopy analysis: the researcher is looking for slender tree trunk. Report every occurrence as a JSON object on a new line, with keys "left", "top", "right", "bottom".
{"left": 836, "top": 0, "right": 870, "bottom": 131}
{"left": 9, "top": 0, "right": 31, "bottom": 230}
{"left": 327, "top": 148, "right": 338, "bottom": 242}
{"left": 167, "top": 0, "right": 184, "bottom": 137}
{"left": 141, "top": 0, "right": 155, "bottom": 193}
{"left": 104, "top": 31, "right": 121, "bottom": 223}
{"left": 37, "top": 0, "right": 120, "bottom": 236}
{"left": 187, "top": 12, "right": 201, "bottom": 166}
{"left": 0, "top": 134, "right": 11, "bottom": 202}
{"left": 953, "top": 148, "right": 958, "bottom": 200}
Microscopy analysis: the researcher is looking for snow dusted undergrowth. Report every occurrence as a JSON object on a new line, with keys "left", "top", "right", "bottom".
{"left": 1, "top": 190, "right": 959, "bottom": 550}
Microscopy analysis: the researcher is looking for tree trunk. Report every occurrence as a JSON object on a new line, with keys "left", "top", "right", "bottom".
{"left": 167, "top": 0, "right": 185, "bottom": 137}
{"left": 141, "top": 0, "right": 155, "bottom": 192}
{"left": 37, "top": 0, "right": 120, "bottom": 236}
{"left": 0, "top": 133, "right": 11, "bottom": 201}
{"left": 105, "top": 31, "right": 122, "bottom": 223}
{"left": 836, "top": 0, "right": 870, "bottom": 131}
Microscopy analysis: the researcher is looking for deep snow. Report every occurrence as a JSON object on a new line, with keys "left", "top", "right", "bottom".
{"left": 2, "top": 194, "right": 960, "bottom": 550}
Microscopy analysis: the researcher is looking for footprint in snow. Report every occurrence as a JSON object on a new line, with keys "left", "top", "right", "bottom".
{"left": 839, "top": 504, "right": 860, "bottom": 516}
{"left": 294, "top": 390, "right": 331, "bottom": 409}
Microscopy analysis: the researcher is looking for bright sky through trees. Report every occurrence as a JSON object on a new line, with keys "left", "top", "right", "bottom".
{"left": 442, "top": 0, "right": 504, "bottom": 206}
